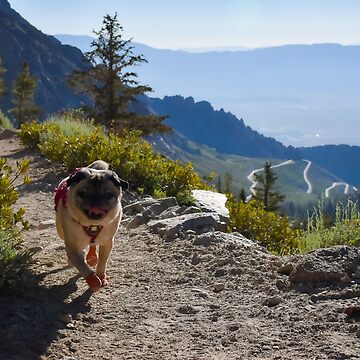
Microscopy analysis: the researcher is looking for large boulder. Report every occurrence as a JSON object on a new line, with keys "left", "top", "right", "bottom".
{"left": 289, "top": 246, "right": 360, "bottom": 286}
{"left": 191, "top": 190, "right": 229, "bottom": 223}
{"left": 148, "top": 213, "right": 227, "bottom": 240}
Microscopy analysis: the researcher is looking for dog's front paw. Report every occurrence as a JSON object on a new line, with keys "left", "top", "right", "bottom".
{"left": 85, "top": 272, "right": 102, "bottom": 292}
{"left": 98, "top": 274, "right": 109, "bottom": 287}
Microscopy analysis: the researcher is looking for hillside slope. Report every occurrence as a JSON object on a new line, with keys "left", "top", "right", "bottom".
{"left": 150, "top": 131, "right": 354, "bottom": 206}
{"left": 0, "top": 0, "right": 87, "bottom": 116}
{"left": 1, "top": 132, "right": 360, "bottom": 360}
{"left": 147, "top": 95, "right": 300, "bottom": 159}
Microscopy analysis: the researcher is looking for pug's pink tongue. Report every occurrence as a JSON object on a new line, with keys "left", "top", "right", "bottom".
{"left": 89, "top": 207, "right": 107, "bottom": 216}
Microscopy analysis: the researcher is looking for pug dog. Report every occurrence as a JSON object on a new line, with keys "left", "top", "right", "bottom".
{"left": 55, "top": 160, "right": 129, "bottom": 292}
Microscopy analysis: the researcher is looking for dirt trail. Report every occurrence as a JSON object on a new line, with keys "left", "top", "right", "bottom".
{"left": 0, "top": 133, "right": 359, "bottom": 360}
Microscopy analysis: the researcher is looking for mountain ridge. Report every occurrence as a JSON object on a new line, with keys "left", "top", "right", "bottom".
{"left": 0, "top": 0, "right": 87, "bottom": 116}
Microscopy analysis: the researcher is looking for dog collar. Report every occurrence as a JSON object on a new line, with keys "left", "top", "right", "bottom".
{"left": 82, "top": 225, "right": 104, "bottom": 244}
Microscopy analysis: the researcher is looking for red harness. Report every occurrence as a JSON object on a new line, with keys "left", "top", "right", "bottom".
{"left": 55, "top": 175, "right": 103, "bottom": 243}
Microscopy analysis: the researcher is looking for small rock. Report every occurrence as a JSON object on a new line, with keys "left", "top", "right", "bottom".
{"left": 66, "top": 323, "right": 75, "bottom": 329}
{"left": 227, "top": 324, "right": 239, "bottom": 332}
{"left": 61, "top": 314, "right": 73, "bottom": 324}
{"left": 213, "top": 282, "right": 225, "bottom": 293}
{"left": 213, "top": 268, "right": 227, "bottom": 277}
{"left": 348, "top": 324, "right": 358, "bottom": 333}
{"left": 264, "top": 296, "right": 282, "bottom": 307}
{"left": 277, "top": 263, "right": 294, "bottom": 276}
{"left": 29, "top": 246, "right": 43, "bottom": 253}
{"left": 275, "top": 278, "right": 289, "bottom": 291}
{"left": 126, "top": 214, "right": 146, "bottom": 229}
{"left": 271, "top": 258, "right": 283, "bottom": 267}
{"left": 191, "top": 253, "right": 202, "bottom": 265}
{"left": 177, "top": 305, "right": 200, "bottom": 315}
{"left": 193, "top": 235, "right": 218, "bottom": 247}
{"left": 229, "top": 334, "right": 237, "bottom": 342}
{"left": 344, "top": 305, "right": 360, "bottom": 318}
{"left": 38, "top": 219, "right": 56, "bottom": 230}
{"left": 191, "top": 288, "right": 209, "bottom": 299}
{"left": 229, "top": 267, "right": 243, "bottom": 276}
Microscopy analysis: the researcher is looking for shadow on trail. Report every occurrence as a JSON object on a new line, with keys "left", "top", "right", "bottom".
{"left": 0, "top": 268, "right": 94, "bottom": 360}
{"left": 4, "top": 147, "right": 66, "bottom": 194}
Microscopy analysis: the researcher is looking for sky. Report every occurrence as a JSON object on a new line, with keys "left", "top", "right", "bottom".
{"left": 8, "top": 0, "right": 360, "bottom": 50}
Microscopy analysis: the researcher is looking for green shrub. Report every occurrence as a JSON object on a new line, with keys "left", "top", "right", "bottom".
{"left": 0, "top": 158, "right": 31, "bottom": 230}
{"left": 0, "top": 110, "right": 14, "bottom": 129}
{"left": 0, "top": 158, "right": 34, "bottom": 293}
{"left": 45, "top": 111, "right": 96, "bottom": 136}
{"left": 175, "top": 189, "right": 197, "bottom": 206}
{"left": 18, "top": 120, "right": 45, "bottom": 148}
{"left": 19, "top": 119, "right": 208, "bottom": 199}
{"left": 226, "top": 194, "right": 301, "bottom": 255}
{"left": 0, "top": 229, "right": 37, "bottom": 292}
{"left": 300, "top": 200, "right": 360, "bottom": 252}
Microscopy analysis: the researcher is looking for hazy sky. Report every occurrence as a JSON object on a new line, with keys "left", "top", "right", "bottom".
{"left": 8, "top": 0, "right": 360, "bottom": 49}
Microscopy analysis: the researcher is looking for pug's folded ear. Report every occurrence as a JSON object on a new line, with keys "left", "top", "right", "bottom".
{"left": 107, "top": 171, "right": 129, "bottom": 190}
{"left": 67, "top": 169, "right": 88, "bottom": 187}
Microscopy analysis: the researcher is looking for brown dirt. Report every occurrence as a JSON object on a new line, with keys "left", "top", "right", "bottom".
{"left": 0, "top": 133, "right": 359, "bottom": 360}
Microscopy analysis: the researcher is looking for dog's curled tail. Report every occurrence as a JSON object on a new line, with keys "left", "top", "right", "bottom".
{"left": 87, "top": 160, "right": 109, "bottom": 171}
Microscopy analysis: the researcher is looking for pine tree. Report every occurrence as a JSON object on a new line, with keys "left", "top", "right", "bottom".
{"left": 0, "top": 56, "right": 6, "bottom": 99}
{"left": 239, "top": 188, "right": 247, "bottom": 203}
{"left": 68, "top": 13, "right": 169, "bottom": 135}
{"left": 224, "top": 172, "right": 233, "bottom": 193}
{"left": 253, "top": 162, "right": 285, "bottom": 212}
{"left": 10, "top": 63, "right": 40, "bottom": 128}
{"left": 217, "top": 175, "right": 222, "bottom": 192}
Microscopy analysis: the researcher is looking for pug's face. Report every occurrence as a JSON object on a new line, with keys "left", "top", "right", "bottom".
{"left": 67, "top": 168, "right": 129, "bottom": 221}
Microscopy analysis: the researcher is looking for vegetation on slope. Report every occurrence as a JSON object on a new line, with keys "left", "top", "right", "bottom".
{"left": 19, "top": 116, "right": 208, "bottom": 204}
{"left": 0, "top": 158, "right": 36, "bottom": 293}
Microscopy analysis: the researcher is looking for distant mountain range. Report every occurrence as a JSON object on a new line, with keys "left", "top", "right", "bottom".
{"left": 55, "top": 34, "right": 360, "bottom": 147}
{"left": 1, "top": 0, "right": 360, "bottom": 206}
{"left": 144, "top": 95, "right": 360, "bottom": 189}
{"left": 146, "top": 95, "right": 299, "bottom": 159}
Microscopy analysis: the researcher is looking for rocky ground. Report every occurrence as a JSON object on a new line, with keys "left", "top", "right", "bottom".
{"left": 0, "top": 130, "right": 359, "bottom": 360}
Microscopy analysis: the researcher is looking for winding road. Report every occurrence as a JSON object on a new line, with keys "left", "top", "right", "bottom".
{"left": 324, "top": 182, "right": 358, "bottom": 198}
{"left": 302, "top": 160, "right": 313, "bottom": 194}
{"left": 246, "top": 159, "right": 356, "bottom": 199}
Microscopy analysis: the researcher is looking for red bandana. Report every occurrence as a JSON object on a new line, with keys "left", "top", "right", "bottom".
{"left": 54, "top": 178, "right": 68, "bottom": 211}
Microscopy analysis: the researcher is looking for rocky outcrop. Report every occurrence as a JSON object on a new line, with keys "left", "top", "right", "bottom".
{"left": 289, "top": 246, "right": 360, "bottom": 287}
{"left": 122, "top": 190, "right": 230, "bottom": 241}
{"left": 271, "top": 246, "right": 360, "bottom": 295}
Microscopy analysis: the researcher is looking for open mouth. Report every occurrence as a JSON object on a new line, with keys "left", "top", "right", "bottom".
{"left": 84, "top": 207, "right": 109, "bottom": 220}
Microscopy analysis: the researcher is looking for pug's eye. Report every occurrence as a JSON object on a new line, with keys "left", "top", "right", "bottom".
{"left": 77, "top": 190, "right": 88, "bottom": 199}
